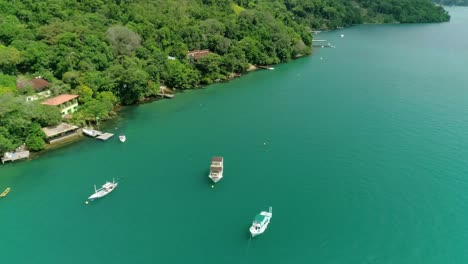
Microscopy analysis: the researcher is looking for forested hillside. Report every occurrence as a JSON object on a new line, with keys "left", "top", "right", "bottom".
{"left": 0, "top": 0, "right": 450, "bottom": 153}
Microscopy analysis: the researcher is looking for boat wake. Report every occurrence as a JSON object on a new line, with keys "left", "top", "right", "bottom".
{"left": 244, "top": 236, "right": 252, "bottom": 258}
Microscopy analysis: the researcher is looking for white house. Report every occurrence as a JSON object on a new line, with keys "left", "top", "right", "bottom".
{"left": 41, "top": 94, "right": 79, "bottom": 117}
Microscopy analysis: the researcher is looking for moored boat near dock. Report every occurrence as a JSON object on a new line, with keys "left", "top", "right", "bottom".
{"left": 249, "top": 207, "right": 272, "bottom": 237}
{"left": 209, "top": 156, "right": 223, "bottom": 183}
{"left": 82, "top": 128, "right": 100, "bottom": 137}
{"left": 119, "top": 135, "right": 126, "bottom": 142}
{"left": 82, "top": 128, "right": 114, "bottom": 141}
{"left": 0, "top": 187, "right": 11, "bottom": 198}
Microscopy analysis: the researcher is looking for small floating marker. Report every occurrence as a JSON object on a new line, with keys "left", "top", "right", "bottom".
{"left": 263, "top": 142, "right": 267, "bottom": 145}
{"left": 320, "top": 57, "right": 323, "bottom": 60}
{"left": 341, "top": 34, "right": 344, "bottom": 38}
{"left": 211, "top": 185, "right": 214, "bottom": 188}
{"left": 85, "top": 201, "right": 89, "bottom": 204}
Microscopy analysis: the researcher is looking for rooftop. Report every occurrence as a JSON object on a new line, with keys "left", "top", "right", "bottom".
{"left": 254, "top": 214, "right": 266, "bottom": 224}
{"left": 210, "top": 166, "right": 222, "bottom": 172}
{"left": 41, "top": 94, "right": 79, "bottom": 106}
{"left": 212, "top": 156, "right": 223, "bottom": 162}
{"left": 42, "top": 122, "right": 79, "bottom": 138}
{"left": 17, "top": 78, "right": 50, "bottom": 90}
{"left": 188, "top": 49, "right": 212, "bottom": 60}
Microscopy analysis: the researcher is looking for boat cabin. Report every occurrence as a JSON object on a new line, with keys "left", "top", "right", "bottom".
{"left": 211, "top": 156, "right": 223, "bottom": 167}
{"left": 254, "top": 214, "right": 267, "bottom": 226}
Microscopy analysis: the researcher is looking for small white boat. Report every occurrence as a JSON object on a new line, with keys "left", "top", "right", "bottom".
{"left": 249, "top": 207, "right": 272, "bottom": 237}
{"left": 0, "top": 187, "right": 10, "bottom": 198}
{"left": 83, "top": 128, "right": 98, "bottom": 137}
{"left": 209, "top": 156, "right": 223, "bottom": 183}
{"left": 88, "top": 179, "right": 118, "bottom": 200}
{"left": 119, "top": 135, "right": 126, "bottom": 143}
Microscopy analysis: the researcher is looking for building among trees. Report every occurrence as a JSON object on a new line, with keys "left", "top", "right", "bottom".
{"left": 41, "top": 94, "right": 79, "bottom": 117}
{"left": 41, "top": 122, "right": 80, "bottom": 143}
{"left": 16, "top": 77, "right": 51, "bottom": 102}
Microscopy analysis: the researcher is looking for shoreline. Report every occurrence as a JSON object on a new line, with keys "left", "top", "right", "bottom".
{"left": 1, "top": 60, "right": 306, "bottom": 164}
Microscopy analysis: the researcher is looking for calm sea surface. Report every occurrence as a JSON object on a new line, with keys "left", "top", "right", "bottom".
{"left": 1, "top": 7, "right": 468, "bottom": 264}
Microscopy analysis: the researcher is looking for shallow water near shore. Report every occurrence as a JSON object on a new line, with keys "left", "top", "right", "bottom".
{"left": 1, "top": 7, "right": 468, "bottom": 264}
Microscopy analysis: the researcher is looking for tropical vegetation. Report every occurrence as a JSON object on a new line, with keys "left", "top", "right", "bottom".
{"left": 0, "top": 0, "right": 450, "bottom": 153}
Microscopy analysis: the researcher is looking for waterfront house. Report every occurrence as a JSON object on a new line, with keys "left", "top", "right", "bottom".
{"left": 41, "top": 94, "right": 79, "bottom": 116}
{"left": 187, "top": 49, "right": 212, "bottom": 61}
{"left": 42, "top": 122, "right": 80, "bottom": 143}
{"left": 16, "top": 77, "right": 51, "bottom": 102}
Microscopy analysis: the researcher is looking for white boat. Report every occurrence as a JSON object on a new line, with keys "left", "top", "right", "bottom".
{"left": 83, "top": 128, "right": 99, "bottom": 137}
{"left": 119, "top": 135, "right": 126, "bottom": 142}
{"left": 88, "top": 179, "right": 118, "bottom": 200}
{"left": 249, "top": 207, "right": 272, "bottom": 237}
{"left": 209, "top": 156, "right": 223, "bottom": 183}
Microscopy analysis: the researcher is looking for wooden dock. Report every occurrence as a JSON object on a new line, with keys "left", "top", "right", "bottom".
{"left": 157, "top": 93, "right": 174, "bottom": 99}
{"left": 83, "top": 128, "right": 114, "bottom": 141}
{"left": 158, "top": 86, "right": 175, "bottom": 99}
{"left": 1, "top": 150, "right": 30, "bottom": 164}
{"left": 258, "top": 65, "right": 275, "bottom": 70}
{"left": 96, "top": 133, "right": 114, "bottom": 140}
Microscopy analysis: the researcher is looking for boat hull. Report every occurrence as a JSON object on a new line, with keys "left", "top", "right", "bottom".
{"left": 82, "top": 129, "right": 97, "bottom": 137}
{"left": 249, "top": 209, "right": 272, "bottom": 237}
{"left": 249, "top": 218, "right": 270, "bottom": 237}
{"left": 209, "top": 175, "right": 223, "bottom": 183}
{"left": 0, "top": 187, "right": 10, "bottom": 198}
{"left": 88, "top": 182, "right": 118, "bottom": 200}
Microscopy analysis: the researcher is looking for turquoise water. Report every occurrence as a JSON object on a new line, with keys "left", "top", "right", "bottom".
{"left": 1, "top": 7, "right": 468, "bottom": 263}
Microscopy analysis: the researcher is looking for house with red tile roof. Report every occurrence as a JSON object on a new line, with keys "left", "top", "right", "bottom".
{"left": 187, "top": 49, "right": 212, "bottom": 60}
{"left": 17, "top": 77, "right": 52, "bottom": 102}
{"left": 41, "top": 94, "right": 79, "bottom": 116}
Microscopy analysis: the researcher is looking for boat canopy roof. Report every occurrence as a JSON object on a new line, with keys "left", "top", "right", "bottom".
{"left": 212, "top": 156, "right": 223, "bottom": 162}
{"left": 254, "top": 214, "right": 266, "bottom": 224}
{"left": 210, "top": 166, "right": 222, "bottom": 172}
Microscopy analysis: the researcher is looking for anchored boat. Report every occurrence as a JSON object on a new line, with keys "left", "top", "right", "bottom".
{"left": 83, "top": 128, "right": 99, "bottom": 137}
{"left": 209, "top": 156, "right": 223, "bottom": 183}
{"left": 119, "top": 135, "right": 126, "bottom": 143}
{"left": 0, "top": 187, "right": 10, "bottom": 198}
{"left": 88, "top": 179, "right": 118, "bottom": 200}
{"left": 249, "top": 207, "right": 272, "bottom": 237}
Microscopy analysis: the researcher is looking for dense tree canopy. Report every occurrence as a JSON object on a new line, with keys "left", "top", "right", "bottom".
{"left": 0, "top": 94, "right": 61, "bottom": 152}
{"left": 0, "top": 0, "right": 450, "bottom": 153}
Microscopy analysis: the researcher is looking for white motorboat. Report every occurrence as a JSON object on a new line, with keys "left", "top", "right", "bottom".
{"left": 119, "top": 135, "right": 126, "bottom": 143}
{"left": 88, "top": 179, "right": 118, "bottom": 200}
{"left": 209, "top": 156, "right": 223, "bottom": 183}
{"left": 249, "top": 207, "right": 272, "bottom": 237}
{"left": 83, "top": 128, "right": 99, "bottom": 137}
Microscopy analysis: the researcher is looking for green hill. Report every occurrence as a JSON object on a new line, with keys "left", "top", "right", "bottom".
{"left": 0, "top": 0, "right": 451, "bottom": 152}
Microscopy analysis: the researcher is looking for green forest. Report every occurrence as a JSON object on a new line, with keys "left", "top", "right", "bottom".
{"left": 433, "top": 0, "right": 468, "bottom": 5}
{"left": 0, "top": 0, "right": 450, "bottom": 153}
